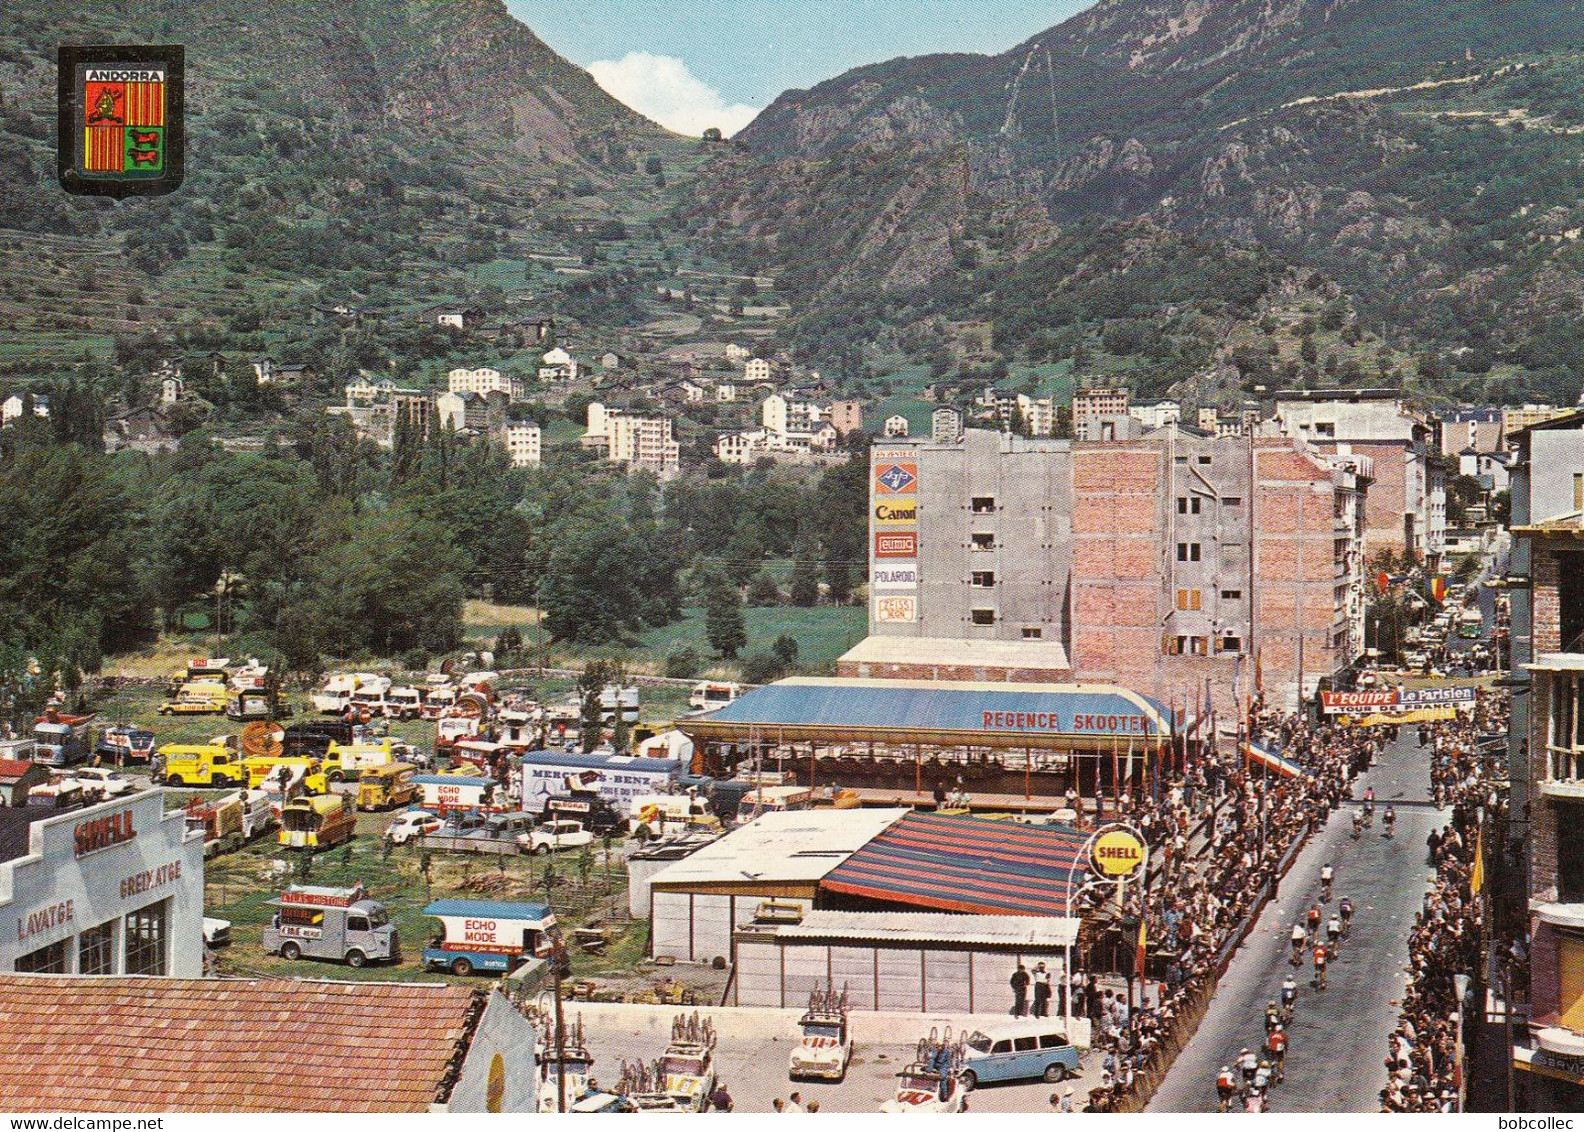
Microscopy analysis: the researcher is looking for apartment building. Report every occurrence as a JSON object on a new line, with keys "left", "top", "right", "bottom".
{"left": 1276, "top": 390, "right": 1444, "bottom": 566}
{"left": 1507, "top": 411, "right": 1584, "bottom": 1109}
{"left": 446, "top": 367, "right": 522, "bottom": 400}
{"left": 1072, "top": 388, "right": 1130, "bottom": 442}
{"left": 841, "top": 425, "right": 1370, "bottom": 715}
{"left": 586, "top": 402, "right": 680, "bottom": 480}
{"left": 503, "top": 422, "right": 541, "bottom": 469}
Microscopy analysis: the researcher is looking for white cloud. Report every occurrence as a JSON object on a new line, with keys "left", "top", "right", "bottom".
{"left": 587, "top": 51, "right": 761, "bottom": 138}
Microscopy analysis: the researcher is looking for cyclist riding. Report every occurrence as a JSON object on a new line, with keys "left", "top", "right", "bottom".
{"left": 1265, "top": 999, "right": 1282, "bottom": 1035}
{"left": 1239, "top": 1047, "right": 1259, "bottom": 1089}
{"left": 1290, "top": 922, "right": 1308, "bottom": 965}
{"left": 1280, "top": 976, "right": 1298, "bottom": 1018}
{"left": 1216, "top": 1066, "right": 1238, "bottom": 1111}
{"left": 1267, "top": 1026, "right": 1288, "bottom": 1083}
{"left": 1320, "top": 862, "right": 1334, "bottom": 901}
{"left": 1351, "top": 807, "right": 1364, "bottom": 839}
{"left": 1326, "top": 913, "right": 1343, "bottom": 955}
{"left": 1313, "top": 942, "right": 1329, "bottom": 989}
{"left": 1253, "top": 1060, "right": 1272, "bottom": 1095}
{"left": 1306, "top": 903, "right": 1323, "bottom": 936}
{"left": 1363, "top": 790, "right": 1375, "bottom": 826}
{"left": 1383, "top": 804, "right": 1396, "bottom": 838}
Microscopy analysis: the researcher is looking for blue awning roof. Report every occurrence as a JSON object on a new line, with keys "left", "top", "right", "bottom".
{"left": 683, "top": 677, "right": 1171, "bottom": 745}
{"left": 423, "top": 899, "right": 552, "bottom": 921}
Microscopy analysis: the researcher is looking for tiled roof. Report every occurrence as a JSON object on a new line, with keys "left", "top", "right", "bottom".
{"left": 0, "top": 759, "right": 39, "bottom": 779}
{"left": 0, "top": 977, "right": 483, "bottom": 1112}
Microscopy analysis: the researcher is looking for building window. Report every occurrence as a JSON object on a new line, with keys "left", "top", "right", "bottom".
{"left": 1190, "top": 636, "right": 1207, "bottom": 656}
{"left": 971, "top": 533, "right": 995, "bottom": 551}
{"left": 1197, "top": 455, "right": 1212, "bottom": 465}
{"left": 125, "top": 903, "right": 168, "bottom": 976}
{"left": 1022, "top": 627, "right": 1043, "bottom": 640}
{"left": 970, "top": 609, "right": 996, "bottom": 626}
{"left": 971, "top": 571, "right": 996, "bottom": 588}
{"left": 1221, "top": 589, "right": 1242, "bottom": 601}
{"left": 1219, "top": 635, "right": 1242, "bottom": 653}
{"left": 970, "top": 496, "right": 996, "bottom": 514}
{"left": 1314, "top": 422, "right": 1335, "bottom": 438}
{"left": 1561, "top": 805, "right": 1584, "bottom": 904}
{"left": 1563, "top": 552, "right": 1584, "bottom": 651}
{"left": 1176, "top": 589, "right": 1202, "bottom": 611}
{"left": 1222, "top": 496, "right": 1242, "bottom": 508}
{"left": 16, "top": 939, "right": 68, "bottom": 974}
{"left": 79, "top": 922, "right": 116, "bottom": 976}
{"left": 1177, "top": 497, "right": 1203, "bottom": 515}
{"left": 1176, "top": 542, "right": 1201, "bottom": 562}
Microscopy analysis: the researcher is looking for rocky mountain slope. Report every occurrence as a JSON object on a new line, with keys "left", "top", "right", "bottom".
{"left": 688, "top": 0, "right": 1584, "bottom": 405}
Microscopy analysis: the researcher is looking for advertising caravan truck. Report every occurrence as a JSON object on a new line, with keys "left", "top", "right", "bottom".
{"left": 516, "top": 751, "right": 680, "bottom": 817}
{"left": 263, "top": 883, "right": 399, "bottom": 967}
{"left": 413, "top": 773, "right": 500, "bottom": 815}
{"left": 421, "top": 899, "right": 555, "bottom": 977}
{"left": 278, "top": 794, "right": 356, "bottom": 850}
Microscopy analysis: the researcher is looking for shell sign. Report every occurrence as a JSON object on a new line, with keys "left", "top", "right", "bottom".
{"left": 1092, "top": 829, "right": 1147, "bottom": 878}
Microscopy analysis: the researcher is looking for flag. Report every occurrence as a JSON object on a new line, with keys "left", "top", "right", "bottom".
{"left": 1254, "top": 648, "right": 1264, "bottom": 696}
{"left": 1243, "top": 739, "right": 1304, "bottom": 778}
{"left": 1471, "top": 827, "right": 1485, "bottom": 895}
{"left": 1377, "top": 571, "right": 1391, "bottom": 594}
{"left": 1136, "top": 917, "right": 1148, "bottom": 978}
{"left": 1431, "top": 577, "right": 1448, "bottom": 603}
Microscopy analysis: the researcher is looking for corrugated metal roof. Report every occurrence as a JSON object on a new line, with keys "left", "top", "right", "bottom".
{"left": 837, "top": 635, "right": 1070, "bottom": 670}
{"left": 764, "top": 909, "right": 1079, "bottom": 948}
{"left": 690, "top": 677, "right": 1170, "bottom": 739}
{"left": 819, "top": 811, "right": 1090, "bottom": 917}
{"left": 649, "top": 808, "right": 910, "bottom": 887}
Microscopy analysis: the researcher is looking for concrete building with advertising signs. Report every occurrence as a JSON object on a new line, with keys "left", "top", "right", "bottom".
{"left": 0, "top": 789, "right": 204, "bottom": 976}
{"left": 844, "top": 427, "right": 1371, "bottom": 716}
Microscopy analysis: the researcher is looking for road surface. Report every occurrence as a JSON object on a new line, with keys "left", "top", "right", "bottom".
{"left": 1148, "top": 730, "right": 1443, "bottom": 1112}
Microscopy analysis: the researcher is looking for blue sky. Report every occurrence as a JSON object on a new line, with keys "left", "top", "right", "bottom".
{"left": 506, "top": 1, "right": 1091, "bottom": 136}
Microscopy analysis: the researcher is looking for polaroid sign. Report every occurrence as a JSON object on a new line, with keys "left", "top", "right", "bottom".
{"left": 875, "top": 595, "right": 917, "bottom": 623}
{"left": 872, "top": 563, "right": 919, "bottom": 589}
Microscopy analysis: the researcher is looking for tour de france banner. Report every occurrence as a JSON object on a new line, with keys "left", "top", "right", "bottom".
{"left": 1321, "top": 686, "right": 1477, "bottom": 727}
{"left": 872, "top": 449, "right": 918, "bottom": 622}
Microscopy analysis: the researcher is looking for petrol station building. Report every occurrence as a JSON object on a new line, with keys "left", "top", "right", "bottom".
{"left": 0, "top": 789, "right": 204, "bottom": 977}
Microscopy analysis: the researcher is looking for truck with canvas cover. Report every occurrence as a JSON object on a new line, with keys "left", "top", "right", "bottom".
{"left": 263, "top": 883, "right": 398, "bottom": 967}
{"left": 420, "top": 898, "right": 555, "bottom": 976}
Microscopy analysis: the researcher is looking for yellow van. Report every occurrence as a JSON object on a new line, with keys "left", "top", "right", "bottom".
{"left": 245, "top": 755, "right": 328, "bottom": 794}
{"left": 357, "top": 763, "right": 418, "bottom": 811}
{"left": 160, "top": 738, "right": 245, "bottom": 788}
{"left": 279, "top": 795, "right": 356, "bottom": 850}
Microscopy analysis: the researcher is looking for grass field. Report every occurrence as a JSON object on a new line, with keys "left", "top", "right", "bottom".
{"left": 462, "top": 599, "right": 867, "bottom": 678}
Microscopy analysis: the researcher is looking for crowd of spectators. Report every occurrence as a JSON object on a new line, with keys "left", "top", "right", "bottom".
{"left": 1073, "top": 706, "right": 1380, "bottom": 1111}
{"left": 1380, "top": 698, "right": 1509, "bottom": 1113}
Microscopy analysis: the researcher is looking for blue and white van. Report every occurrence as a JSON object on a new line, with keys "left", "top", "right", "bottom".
{"left": 960, "top": 1020, "right": 1081, "bottom": 1088}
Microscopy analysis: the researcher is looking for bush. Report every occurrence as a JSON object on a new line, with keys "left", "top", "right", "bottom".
{"left": 739, "top": 652, "right": 786, "bottom": 685}
{"left": 664, "top": 648, "right": 701, "bottom": 680}
{"left": 746, "top": 572, "right": 782, "bottom": 606}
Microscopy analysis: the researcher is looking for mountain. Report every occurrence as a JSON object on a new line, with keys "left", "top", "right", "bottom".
{"left": 0, "top": 0, "right": 688, "bottom": 373}
{"left": 687, "top": 0, "right": 1584, "bottom": 406}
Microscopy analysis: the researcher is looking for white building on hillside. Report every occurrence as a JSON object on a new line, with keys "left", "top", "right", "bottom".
{"left": 447, "top": 367, "right": 520, "bottom": 400}
{"left": 503, "top": 422, "right": 541, "bottom": 469}
{"left": 745, "top": 357, "right": 772, "bottom": 383}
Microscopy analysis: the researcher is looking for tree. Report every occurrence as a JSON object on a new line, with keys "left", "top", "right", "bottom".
{"left": 577, "top": 660, "right": 619, "bottom": 753}
{"left": 746, "top": 572, "right": 782, "bottom": 606}
{"left": 703, "top": 573, "right": 746, "bottom": 659}
{"left": 772, "top": 633, "right": 799, "bottom": 669}
{"left": 789, "top": 529, "right": 821, "bottom": 607}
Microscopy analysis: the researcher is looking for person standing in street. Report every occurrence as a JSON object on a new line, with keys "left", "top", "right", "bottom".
{"left": 1011, "top": 963, "right": 1031, "bottom": 1016}
{"left": 1032, "top": 962, "right": 1052, "bottom": 1018}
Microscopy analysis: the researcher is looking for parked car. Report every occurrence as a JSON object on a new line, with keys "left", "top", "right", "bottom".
{"left": 72, "top": 767, "right": 135, "bottom": 798}
{"left": 518, "top": 820, "right": 594, "bottom": 855}
{"left": 385, "top": 809, "right": 442, "bottom": 845}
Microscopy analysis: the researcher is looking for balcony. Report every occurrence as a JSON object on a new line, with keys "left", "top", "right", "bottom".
{"left": 1536, "top": 1027, "right": 1584, "bottom": 1059}
{"left": 1532, "top": 901, "right": 1584, "bottom": 931}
